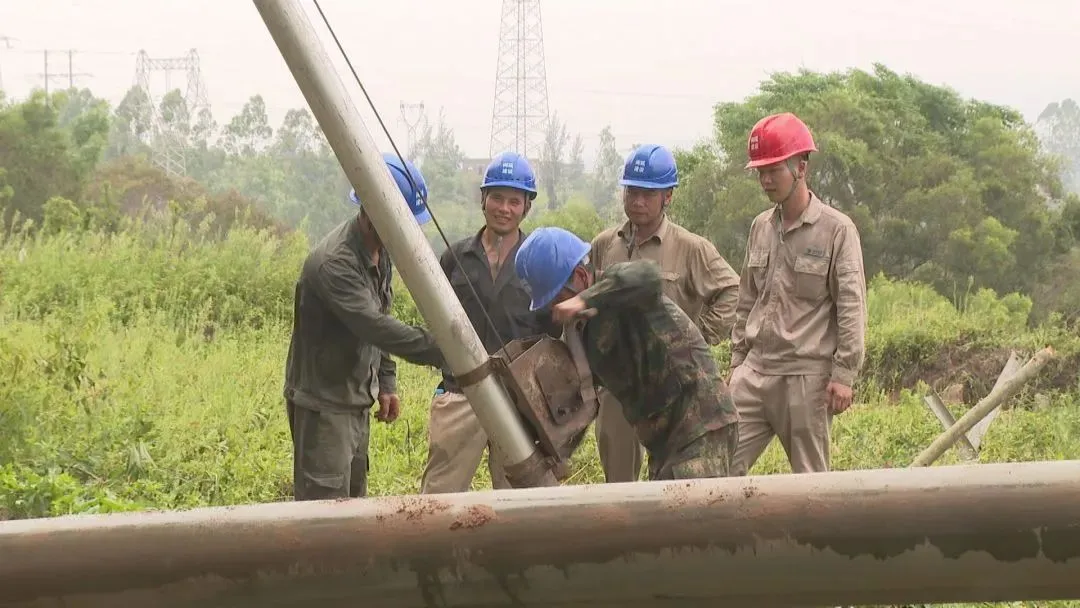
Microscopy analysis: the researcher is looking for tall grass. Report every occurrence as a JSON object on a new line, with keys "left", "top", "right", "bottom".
{"left": 2, "top": 215, "right": 1077, "bottom": 607}
{"left": 1, "top": 216, "right": 1077, "bottom": 542}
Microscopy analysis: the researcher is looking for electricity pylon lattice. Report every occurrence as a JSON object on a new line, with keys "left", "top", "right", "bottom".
{"left": 488, "top": 0, "right": 550, "bottom": 162}
{"left": 134, "top": 49, "right": 210, "bottom": 178}
{"left": 399, "top": 101, "right": 425, "bottom": 161}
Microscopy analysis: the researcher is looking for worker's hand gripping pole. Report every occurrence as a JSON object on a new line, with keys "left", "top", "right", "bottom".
{"left": 252, "top": 0, "right": 557, "bottom": 489}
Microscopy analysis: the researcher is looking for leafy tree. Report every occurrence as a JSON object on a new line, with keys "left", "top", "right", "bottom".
{"left": 1035, "top": 99, "right": 1080, "bottom": 194}
{"left": 539, "top": 111, "right": 569, "bottom": 209}
{"left": 566, "top": 134, "right": 585, "bottom": 192}
{"left": 0, "top": 90, "right": 109, "bottom": 225}
{"left": 676, "top": 64, "right": 1074, "bottom": 303}
{"left": 412, "top": 109, "right": 469, "bottom": 204}
{"left": 591, "top": 125, "right": 622, "bottom": 211}
{"left": 220, "top": 95, "right": 273, "bottom": 157}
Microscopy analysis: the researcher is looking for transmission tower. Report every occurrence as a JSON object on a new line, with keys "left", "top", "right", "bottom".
{"left": 488, "top": 0, "right": 551, "bottom": 162}
{"left": 399, "top": 101, "right": 425, "bottom": 160}
{"left": 134, "top": 49, "right": 210, "bottom": 178}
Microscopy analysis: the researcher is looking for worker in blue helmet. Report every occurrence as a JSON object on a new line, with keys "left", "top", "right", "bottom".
{"left": 589, "top": 144, "right": 741, "bottom": 483}
{"left": 513, "top": 226, "right": 740, "bottom": 481}
{"left": 348, "top": 152, "right": 433, "bottom": 227}
{"left": 284, "top": 152, "right": 446, "bottom": 502}
{"left": 419, "top": 150, "right": 562, "bottom": 495}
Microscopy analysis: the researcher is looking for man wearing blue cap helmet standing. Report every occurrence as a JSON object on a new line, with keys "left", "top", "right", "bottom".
{"left": 513, "top": 226, "right": 740, "bottom": 481}
{"left": 590, "top": 144, "right": 741, "bottom": 483}
{"left": 283, "top": 153, "right": 447, "bottom": 502}
{"left": 419, "top": 151, "right": 561, "bottom": 495}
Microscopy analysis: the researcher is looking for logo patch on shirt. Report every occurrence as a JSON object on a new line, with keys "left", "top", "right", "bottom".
{"left": 805, "top": 246, "right": 827, "bottom": 258}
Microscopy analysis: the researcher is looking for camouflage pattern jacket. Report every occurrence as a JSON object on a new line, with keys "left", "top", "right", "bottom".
{"left": 578, "top": 259, "right": 740, "bottom": 464}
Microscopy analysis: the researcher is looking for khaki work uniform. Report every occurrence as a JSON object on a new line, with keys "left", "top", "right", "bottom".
{"left": 729, "top": 193, "right": 867, "bottom": 475}
{"left": 420, "top": 227, "right": 561, "bottom": 494}
{"left": 284, "top": 217, "right": 445, "bottom": 501}
{"left": 590, "top": 215, "right": 740, "bottom": 482}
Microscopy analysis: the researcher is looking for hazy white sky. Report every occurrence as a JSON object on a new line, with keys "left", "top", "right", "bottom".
{"left": 1, "top": 0, "right": 1078, "bottom": 164}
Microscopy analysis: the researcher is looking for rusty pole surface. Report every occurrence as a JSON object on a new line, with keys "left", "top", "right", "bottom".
{"left": 2, "top": 461, "right": 1080, "bottom": 607}
{"left": 250, "top": 0, "right": 553, "bottom": 486}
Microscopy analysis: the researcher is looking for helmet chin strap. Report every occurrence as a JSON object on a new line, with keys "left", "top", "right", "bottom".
{"left": 774, "top": 157, "right": 804, "bottom": 216}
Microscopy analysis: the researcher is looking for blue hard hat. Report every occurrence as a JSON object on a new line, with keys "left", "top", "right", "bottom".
{"left": 482, "top": 151, "right": 538, "bottom": 199}
{"left": 514, "top": 227, "right": 591, "bottom": 311}
{"left": 349, "top": 153, "right": 432, "bottom": 225}
{"left": 620, "top": 144, "right": 678, "bottom": 189}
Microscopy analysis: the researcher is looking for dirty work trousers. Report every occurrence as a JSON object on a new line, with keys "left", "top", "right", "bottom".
{"left": 651, "top": 422, "right": 740, "bottom": 481}
{"left": 287, "top": 400, "right": 370, "bottom": 501}
{"left": 420, "top": 390, "right": 512, "bottom": 494}
{"left": 596, "top": 387, "right": 646, "bottom": 482}
{"left": 728, "top": 365, "right": 833, "bottom": 475}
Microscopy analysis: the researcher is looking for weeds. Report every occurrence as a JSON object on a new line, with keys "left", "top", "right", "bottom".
{"left": 1, "top": 220, "right": 1078, "bottom": 608}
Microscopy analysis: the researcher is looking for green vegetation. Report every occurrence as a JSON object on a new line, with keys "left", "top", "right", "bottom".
{"left": 2, "top": 63, "right": 1079, "bottom": 608}
{"left": 2, "top": 216, "right": 1077, "bottom": 519}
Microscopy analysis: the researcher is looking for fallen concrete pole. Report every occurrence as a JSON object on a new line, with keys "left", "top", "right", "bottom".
{"left": 912, "top": 346, "right": 1056, "bottom": 467}
{"left": 251, "top": 0, "right": 555, "bottom": 488}
{"left": 2, "top": 461, "right": 1079, "bottom": 607}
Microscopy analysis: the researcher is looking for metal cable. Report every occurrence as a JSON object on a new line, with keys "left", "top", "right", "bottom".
{"left": 311, "top": 0, "right": 513, "bottom": 365}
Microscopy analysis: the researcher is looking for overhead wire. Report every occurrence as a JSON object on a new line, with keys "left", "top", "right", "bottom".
{"left": 310, "top": 0, "right": 515, "bottom": 365}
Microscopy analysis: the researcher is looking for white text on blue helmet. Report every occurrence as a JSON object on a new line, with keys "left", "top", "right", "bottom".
{"left": 632, "top": 159, "right": 647, "bottom": 173}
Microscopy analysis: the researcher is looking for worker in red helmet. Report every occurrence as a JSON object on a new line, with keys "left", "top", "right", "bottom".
{"left": 728, "top": 112, "right": 868, "bottom": 475}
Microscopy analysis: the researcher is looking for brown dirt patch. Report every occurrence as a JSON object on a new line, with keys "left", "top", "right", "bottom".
{"left": 878, "top": 343, "right": 1080, "bottom": 404}
{"left": 449, "top": 504, "right": 496, "bottom": 531}
{"left": 392, "top": 497, "right": 452, "bottom": 521}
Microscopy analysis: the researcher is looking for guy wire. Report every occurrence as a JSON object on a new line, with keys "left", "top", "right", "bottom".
{"left": 311, "top": 0, "right": 514, "bottom": 365}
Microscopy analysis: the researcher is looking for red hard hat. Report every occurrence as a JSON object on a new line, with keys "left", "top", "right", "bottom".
{"left": 745, "top": 112, "right": 817, "bottom": 169}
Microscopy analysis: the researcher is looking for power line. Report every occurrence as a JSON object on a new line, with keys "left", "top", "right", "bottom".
{"left": 33, "top": 49, "right": 93, "bottom": 95}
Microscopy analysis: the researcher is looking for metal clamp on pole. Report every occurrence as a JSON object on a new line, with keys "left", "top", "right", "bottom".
{"left": 252, "top": 0, "right": 557, "bottom": 489}
{"left": 451, "top": 328, "right": 600, "bottom": 481}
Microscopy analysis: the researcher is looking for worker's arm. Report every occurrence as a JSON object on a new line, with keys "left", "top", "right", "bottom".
{"left": 378, "top": 269, "right": 402, "bottom": 395}
{"left": 729, "top": 226, "right": 760, "bottom": 369}
{"left": 578, "top": 260, "right": 663, "bottom": 312}
{"left": 827, "top": 222, "right": 868, "bottom": 387}
{"left": 691, "top": 241, "right": 741, "bottom": 346}
{"left": 312, "top": 256, "right": 446, "bottom": 369}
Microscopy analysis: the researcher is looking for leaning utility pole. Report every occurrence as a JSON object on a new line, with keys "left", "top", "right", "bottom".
{"left": 252, "top": 0, "right": 557, "bottom": 490}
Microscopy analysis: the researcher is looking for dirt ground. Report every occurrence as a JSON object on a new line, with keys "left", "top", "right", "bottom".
{"left": 876, "top": 343, "right": 1080, "bottom": 405}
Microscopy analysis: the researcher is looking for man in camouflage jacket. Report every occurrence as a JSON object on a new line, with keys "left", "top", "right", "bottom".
{"left": 514, "top": 226, "right": 740, "bottom": 480}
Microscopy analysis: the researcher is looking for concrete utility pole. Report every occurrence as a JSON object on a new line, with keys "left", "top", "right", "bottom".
{"left": 251, "top": 0, "right": 556, "bottom": 489}
{"left": 3, "top": 460, "right": 1080, "bottom": 606}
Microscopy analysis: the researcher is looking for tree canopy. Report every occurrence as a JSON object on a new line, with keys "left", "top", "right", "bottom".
{"left": 1, "top": 64, "right": 1078, "bottom": 326}
{"left": 671, "top": 64, "right": 1080, "bottom": 317}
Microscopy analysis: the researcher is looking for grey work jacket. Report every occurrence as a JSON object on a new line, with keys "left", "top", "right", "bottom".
{"left": 284, "top": 216, "right": 446, "bottom": 412}
{"left": 438, "top": 226, "right": 561, "bottom": 393}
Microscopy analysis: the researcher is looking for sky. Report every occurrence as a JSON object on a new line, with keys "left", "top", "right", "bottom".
{"left": 1, "top": 0, "right": 1078, "bottom": 166}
